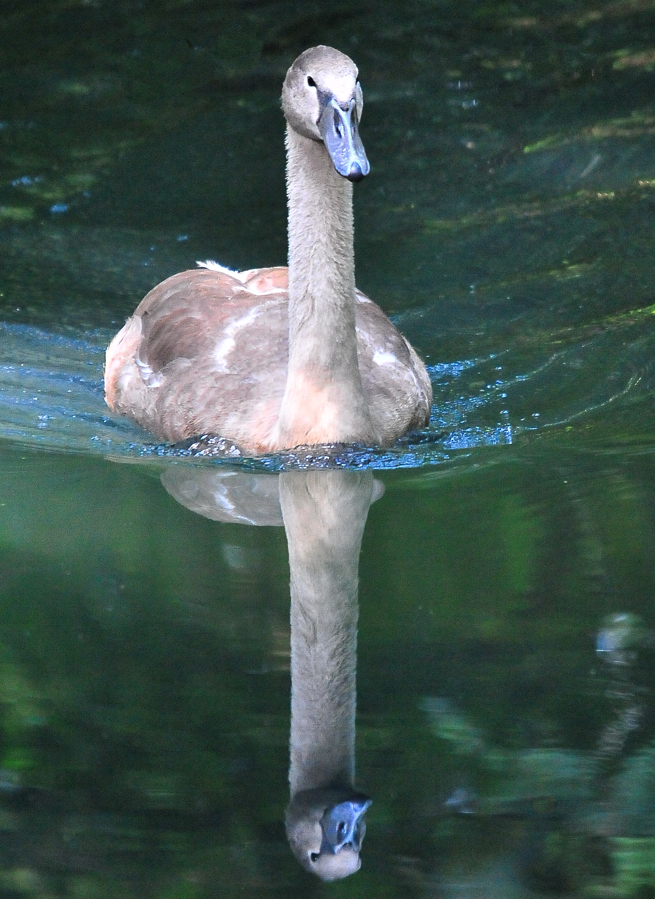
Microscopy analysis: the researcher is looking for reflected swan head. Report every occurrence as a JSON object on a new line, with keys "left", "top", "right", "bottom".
{"left": 286, "top": 787, "right": 371, "bottom": 881}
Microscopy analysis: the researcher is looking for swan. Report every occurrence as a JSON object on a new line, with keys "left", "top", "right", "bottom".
{"left": 105, "top": 46, "right": 432, "bottom": 454}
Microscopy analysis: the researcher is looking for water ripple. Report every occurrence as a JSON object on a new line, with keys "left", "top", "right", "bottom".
{"left": 0, "top": 316, "right": 653, "bottom": 468}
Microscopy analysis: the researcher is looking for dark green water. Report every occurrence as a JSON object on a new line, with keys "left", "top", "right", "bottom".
{"left": 3, "top": 1, "right": 655, "bottom": 896}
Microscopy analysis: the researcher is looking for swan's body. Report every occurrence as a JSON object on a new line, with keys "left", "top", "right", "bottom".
{"left": 105, "top": 46, "right": 432, "bottom": 454}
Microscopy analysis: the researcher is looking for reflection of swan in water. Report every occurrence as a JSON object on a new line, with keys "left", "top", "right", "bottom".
{"left": 161, "top": 464, "right": 378, "bottom": 879}
{"left": 281, "top": 470, "right": 375, "bottom": 879}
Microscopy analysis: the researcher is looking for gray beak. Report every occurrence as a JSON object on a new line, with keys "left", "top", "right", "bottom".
{"left": 318, "top": 97, "right": 370, "bottom": 182}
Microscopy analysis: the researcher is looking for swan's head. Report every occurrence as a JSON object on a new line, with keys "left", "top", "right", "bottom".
{"left": 286, "top": 787, "right": 372, "bottom": 881}
{"left": 282, "top": 46, "right": 370, "bottom": 183}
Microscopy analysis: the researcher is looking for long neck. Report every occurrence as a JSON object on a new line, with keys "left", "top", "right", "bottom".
{"left": 274, "top": 128, "right": 376, "bottom": 448}
{"left": 280, "top": 470, "right": 374, "bottom": 794}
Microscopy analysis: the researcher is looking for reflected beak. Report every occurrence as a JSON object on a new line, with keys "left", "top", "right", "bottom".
{"left": 320, "top": 796, "right": 372, "bottom": 854}
{"left": 318, "top": 97, "right": 370, "bottom": 182}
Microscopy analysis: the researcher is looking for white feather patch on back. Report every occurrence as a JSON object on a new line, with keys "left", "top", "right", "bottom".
{"left": 196, "top": 260, "right": 249, "bottom": 280}
{"left": 213, "top": 305, "right": 265, "bottom": 372}
{"left": 372, "top": 349, "right": 399, "bottom": 366}
{"left": 197, "top": 261, "right": 287, "bottom": 295}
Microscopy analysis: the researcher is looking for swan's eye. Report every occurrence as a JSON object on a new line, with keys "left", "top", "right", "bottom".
{"left": 310, "top": 852, "right": 319, "bottom": 862}
{"left": 307, "top": 76, "right": 316, "bottom": 88}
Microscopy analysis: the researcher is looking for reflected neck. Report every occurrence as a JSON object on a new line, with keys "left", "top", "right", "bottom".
{"left": 281, "top": 470, "right": 374, "bottom": 794}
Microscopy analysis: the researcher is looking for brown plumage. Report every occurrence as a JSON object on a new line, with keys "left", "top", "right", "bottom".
{"left": 105, "top": 47, "right": 432, "bottom": 454}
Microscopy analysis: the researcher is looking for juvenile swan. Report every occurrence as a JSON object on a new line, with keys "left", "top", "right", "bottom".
{"left": 105, "top": 46, "right": 432, "bottom": 453}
